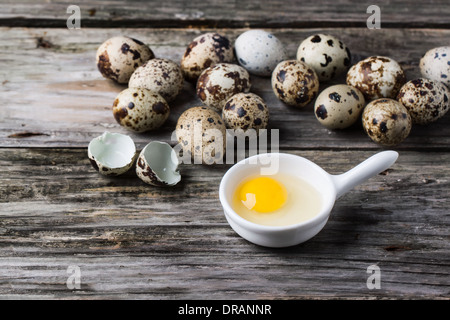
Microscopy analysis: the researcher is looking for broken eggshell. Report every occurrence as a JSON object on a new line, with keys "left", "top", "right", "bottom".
{"left": 88, "top": 132, "right": 137, "bottom": 176}
{"left": 136, "top": 141, "right": 181, "bottom": 186}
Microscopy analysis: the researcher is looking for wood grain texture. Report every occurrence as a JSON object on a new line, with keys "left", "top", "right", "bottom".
{"left": 1, "top": 27, "right": 449, "bottom": 150}
{"left": 0, "top": 0, "right": 449, "bottom": 28}
{"left": 0, "top": 148, "right": 449, "bottom": 299}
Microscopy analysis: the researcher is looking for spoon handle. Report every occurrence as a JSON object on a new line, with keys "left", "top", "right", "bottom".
{"left": 330, "top": 151, "right": 399, "bottom": 199}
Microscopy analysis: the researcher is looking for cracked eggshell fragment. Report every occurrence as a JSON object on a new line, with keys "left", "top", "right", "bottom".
{"left": 96, "top": 36, "right": 154, "bottom": 84}
{"left": 136, "top": 141, "right": 181, "bottom": 186}
{"left": 129, "top": 58, "right": 184, "bottom": 102}
{"left": 88, "top": 132, "right": 136, "bottom": 176}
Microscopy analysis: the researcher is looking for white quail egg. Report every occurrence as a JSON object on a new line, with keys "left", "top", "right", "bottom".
{"left": 112, "top": 87, "right": 170, "bottom": 132}
{"left": 419, "top": 46, "right": 450, "bottom": 87}
{"left": 88, "top": 132, "right": 136, "bottom": 176}
{"left": 180, "top": 32, "right": 235, "bottom": 83}
{"left": 346, "top": 56, "right": 406, "bottom": 101}
{"left": 96, "top": 36, "right": 154, "bottom": 84}
{"left": 271, "top": 60, "right": 319, "bottom": 107}
{"left": 235, "top": 30, "right": 288, "bottom": 77}
{"left": 136, "top": 141, "right": 181, "bottom": 186}
{"left": 397, "top": 78, "right": 449, "bottom": 125}
{"left": 128, "top": 58, "right": 184, "bottom": 102}
{"left": 314, "top": 84, "right": 365, "bottom": 129}
{"left": 362, "top": 98, "right": 412, "bottom": 146}
{"left": 297, "top": 34, "right": 351, "bottom": 82}
{"left": 175, "top": 106, "right": 227, "bottom": 165}
{"left": 222, "top": 93, "right": 269, "bottom": 131}
{"left": 196, "top": 63, "right": 251, "bottom": 112}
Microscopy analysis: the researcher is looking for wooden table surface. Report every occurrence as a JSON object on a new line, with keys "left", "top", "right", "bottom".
{"left": 0, "top": 0, "right": 449, "bottom": 299}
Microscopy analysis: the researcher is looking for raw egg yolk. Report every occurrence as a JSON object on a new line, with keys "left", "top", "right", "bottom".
{"left": 238, "top": 177, "right": 287, "bottom": 213}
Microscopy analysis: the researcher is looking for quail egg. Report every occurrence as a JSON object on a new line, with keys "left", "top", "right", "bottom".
{"left": 222, "top": 93, "right": 269, "bottom": 131}
{"left": 196, "top": 63, "right": 251, "bottom": 112}
{"left": 271, "top": 60, "right": 319, "bottom": 107}
{"left": 297, "top": 34, "right": 351, "bottom": 82}
{"left": 397, "top": 78, "right": 449, "bottom": 125}
{"left": 346, "top": 56, "right": 406, "bottom": 101}
{"left": 362, "top": 98, "right": 412, "bottom": 146}
{"left": 180, "top": 32, "right": 235, "bottom": 83}
{"left": 175, "top": 106, "right": 227, "bottom": 164}
{"left": 314, "top": 84, "right": 365, "bottom": 129}
{"left": 136, "top": 141, "right": 181, "bottom": 186}
{"left": 96, "top": 36, "right": 154, "bottom": 84}
{"left": 128, "top": 58, "right": 184, "bottom": 102}
{"left": 419, "top": 46, "right": 450, "bottom": 87}
{"left": 235, "top": 30, "right": 288, "bottom": 77}
{"left": 112, "top": 87, "right": 170, "bottom": 132}
{"left": 88, "top": 132, "right": 136, "bottom": 176}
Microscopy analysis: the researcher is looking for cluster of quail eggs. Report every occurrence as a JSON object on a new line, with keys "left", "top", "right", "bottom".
{"left": 90, "top": 32, "right": 450, "bottom": 184}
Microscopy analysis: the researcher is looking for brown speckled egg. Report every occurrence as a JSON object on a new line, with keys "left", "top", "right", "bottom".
{"left": 362, "top": 98, "right": 412, "bottom": 146}
{"left": 96, "top": 36, "right": 154, "bottom": 84}
{"left": 181, "top": 33, "right": 235, "bottom": 83}
{"left": 222, "top": 93, "right": 269, "bottom": 131}
{"left": 112, "top": 87, "right": 170, "bottom": 132}
{"left": 314, "top": 84, "right": 365, "bottom": 129}
{"left": 271, "top": 60, "right": 319, "bottom": 107}
{"left": 296, "top": 34, "right": 351, "bottom": 82}
{"left": 176, "top": 106, "right": 227, "bottom": 164}
{"left": 128, "top": 58, "right": 184, "bottom": 102}
{"left": 397, "top": 78, "right": 449, "bottom": 125}
{"left": 346, "top": 56, "right": 406, "bottom": 101}
{"left": 196, "top": 63, "right": 251, "bottom": 112}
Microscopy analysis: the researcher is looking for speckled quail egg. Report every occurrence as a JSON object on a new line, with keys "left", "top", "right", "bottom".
{"left": 346, "top": 56, "right": 406, "bottom": 101}
{"left": 419, "top": 46, "right": 450, "bottom": 87}
{"left": 180, "top": 32, "right": 235, "bottom": 83}
{"left": 196, "top": 63, "right": 251, "bottom": 112}
{"left": 397, "top": 78, "right": 449, "bottom": 125}
{"left": 314, "top": 84, "right": 365, "bottom": 129}
{"left": 128, "top": 58, "right": 184, "bottom": 102}
{"left": 96, "top": 36, "right": 154, "bottom": 84}
{"left": 88, "top": 132, "right": 136, "bottom": 176}
{"left": 136, "top": 141, "right": 181, "bottom": 186}
{"left": 112, "top": 87, "right": 170, "bottom": 132}
{"left": 176, "top": 106, "right": 227, "bottom": 165}
{"left": 362, "top": 98, "right": 412, "bottom": 146}
{"left": 297, "top": 34, "right": 351, "bottom": 82}
{"left": 271, "top": 60, "right": 319, "bottom": 107}
{"left": 235, "top": 30, "right": 288, "bottom": 77}
{"left": 222, "top": 93, "right": 269, "bottom": 131}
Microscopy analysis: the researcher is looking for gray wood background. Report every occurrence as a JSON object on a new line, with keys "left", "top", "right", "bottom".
{"left": 0, "top": 0, "right": 449, "bottom": 299}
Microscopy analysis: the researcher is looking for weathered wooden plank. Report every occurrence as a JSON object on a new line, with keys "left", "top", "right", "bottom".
{"left": 1, "top": 27, "right": 449, "bottom": 150}
{"left": 0, "top": 148, "right": 448, "bottom": 298}
{"left": 0, "top": 0, "right": 449, "bottom": 28}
